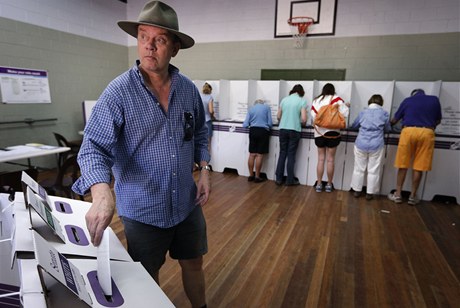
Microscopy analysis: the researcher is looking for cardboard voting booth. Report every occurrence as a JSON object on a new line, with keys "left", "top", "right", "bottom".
{"left": 3, "top": 172, "right": 174, "bottom": 307}
{"left": 0, "top": 193, "right": 21, "bottom": 307}
{"left": 31, "top": 231, "right": 174, "bottom": 307}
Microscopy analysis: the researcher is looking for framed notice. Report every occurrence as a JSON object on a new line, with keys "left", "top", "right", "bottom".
{"left": 0, "top": 66, "right": 51, "bottom": 104}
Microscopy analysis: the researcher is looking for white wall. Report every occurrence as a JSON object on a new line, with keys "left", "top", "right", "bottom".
{"left": 0, "top": 0, "right": 458, "bottom": 47}
{"left": 0, "top": 0, "right": 127, "bottom": 45}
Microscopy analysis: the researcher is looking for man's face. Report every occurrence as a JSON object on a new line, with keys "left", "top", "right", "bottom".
{"left": 137, "top": 25, "right": 180, "bottom": 75}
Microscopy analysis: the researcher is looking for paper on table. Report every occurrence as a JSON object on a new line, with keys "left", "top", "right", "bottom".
{"left": 97, "top": 229, "right": 112, "bottom": 297}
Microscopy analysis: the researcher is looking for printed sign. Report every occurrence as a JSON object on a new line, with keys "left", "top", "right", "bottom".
{"left": 0, "top": 66, "right": 51, "bottom": 104}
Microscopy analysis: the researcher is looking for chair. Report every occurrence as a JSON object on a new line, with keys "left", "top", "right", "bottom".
{"left": 53, "top": 132, "right": 82, "bottom": 169}
{"left": 0, "top": 168, "right": 38, "bottom": 201}
{"left": 39, "top": 155, "right": 84, "bottom": 200}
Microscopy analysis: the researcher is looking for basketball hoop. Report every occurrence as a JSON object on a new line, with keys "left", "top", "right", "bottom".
{"left": 287, "top": 16, "right": 314, "bottom": 48}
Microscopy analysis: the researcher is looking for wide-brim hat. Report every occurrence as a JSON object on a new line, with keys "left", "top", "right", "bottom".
{"left": 118, "top": 1, "right": 194, "bottom": 49}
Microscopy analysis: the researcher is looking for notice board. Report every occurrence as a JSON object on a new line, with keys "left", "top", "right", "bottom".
{"left": 0, "top": 66, "right": 51, "bottom": 104}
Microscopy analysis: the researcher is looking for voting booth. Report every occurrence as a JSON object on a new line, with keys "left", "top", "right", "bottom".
{"left": 205, "top": 79, "right": 459, "bottom": 203}
{"left": 342, "top": 81, "right": 394, "bottom": 192}
{"left": 0, "top": 173, "right": 174, "bottom": 307}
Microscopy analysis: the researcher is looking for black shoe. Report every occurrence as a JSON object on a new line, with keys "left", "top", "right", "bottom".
{"left": 366, "top": 194, "right": 374, "bottom": 200}
{"left": 275, "top": 180, "right": 283, "bottom": 186}
{"left": 254, "top": 177, "right": 266, "bottom": 183}
{"left": 353, "top": 191, "right": 361, "bottom": 198}
{"left": 285, "top": 179, "right": 300, "bottom": 186}
{"left": 248, "top": 176, "right": 255, "bottom": 182}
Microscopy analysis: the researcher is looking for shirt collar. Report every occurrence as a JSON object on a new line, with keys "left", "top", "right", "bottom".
{"left": 134, "top": 60, "right": 180, "bottom": 88}
{"left": 368, "top": 103, "right": 382, "bottom": 109}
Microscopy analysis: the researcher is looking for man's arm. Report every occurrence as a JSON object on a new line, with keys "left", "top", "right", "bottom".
{"left": 196, "top": 162, "right": 211, "bottom": 206}
{"left": 86, "top": 183, "right": 115, "bottom": 246}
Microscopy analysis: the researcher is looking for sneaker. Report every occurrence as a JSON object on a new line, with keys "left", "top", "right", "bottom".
{"left": 408, "top": 196, "right": 419, "bottom": 205}
{"left": 365, "top": 194, "right": 373, "bottom": 200}
{"left": 325, "top": 183, "right": 333, "bottom": 193}
{"left": 315, "top": 184, "right": 323, "bottom": 192}
{"left": 275, "top": 180, "right": 283, "bottom": 186}
{"left": 353, "top": 191, "right": 361, "bottom": 198}
{"left": 387, "top": 193, "right": 402, "bottom": 203}
{"left": 248, "top": 176, "right": 255, "bottom": 182}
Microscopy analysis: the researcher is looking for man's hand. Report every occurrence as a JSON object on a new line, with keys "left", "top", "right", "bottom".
{"left": 86, "top": 183, "right": 115, "bottom": 246}
{"left": 195, "top": 167, "right": 211, "bottom": 206}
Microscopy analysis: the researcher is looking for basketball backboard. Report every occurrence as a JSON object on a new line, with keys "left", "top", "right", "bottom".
{"left": 275, "top": 0, "right": 338, "bottom": 38}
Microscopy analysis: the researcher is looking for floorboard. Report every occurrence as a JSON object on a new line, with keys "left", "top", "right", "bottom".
{"left": 39, "top": 169, "right": 460, "bottom": 307}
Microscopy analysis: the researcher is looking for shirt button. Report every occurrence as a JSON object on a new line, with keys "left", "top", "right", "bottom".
{"left": 173, "top": 172, "right": 176, "bottom": 176}
{"left": 172, "top": 190, "right": 176, "bottom": 193}
{"left": 172, "top": 154, "right": 175, "bottom": 158}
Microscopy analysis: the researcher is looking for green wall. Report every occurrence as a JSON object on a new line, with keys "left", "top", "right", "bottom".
{"left": 164, "top": 33, "right": 460, "bottom": 81}
{"left": 0, "top": 17, "right": 128, "bottom": 171}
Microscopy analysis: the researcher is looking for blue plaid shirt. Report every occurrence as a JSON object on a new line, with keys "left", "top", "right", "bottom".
{"left": 72, "top": 62, "right": 210, "bottom": 228}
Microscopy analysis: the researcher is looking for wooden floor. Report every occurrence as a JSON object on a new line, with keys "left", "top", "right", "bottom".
{"left": 47, "top": 170, "right": 460, "bottom": 307}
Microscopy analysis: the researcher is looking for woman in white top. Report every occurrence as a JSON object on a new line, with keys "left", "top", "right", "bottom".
{"left": 310, "top": 83, "right": 349, "bottom": 192}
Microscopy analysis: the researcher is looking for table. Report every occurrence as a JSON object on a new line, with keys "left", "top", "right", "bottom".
{"left": 0, "top": 144, "right": 70, "bottom": 168}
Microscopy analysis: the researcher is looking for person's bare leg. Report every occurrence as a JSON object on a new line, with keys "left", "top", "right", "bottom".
{"left": 326, "top": 147, "right": 337, "bottom": 185}
{"left": 411, "top": 169, "right": 423, "bottom": 198}
{"left": 395, "top": 168, "right": 408, "bottom": 196}
{"left": 248, "top": 153, "right": 256, "bottom": 177}
{"left": 316, "top": 147, "right": 326, "bottom": 185}
{"left": 255, "top": 154, "right": 264, "bottom": 178}
{"left": 179, "top": 257, "right": 206, "bottom": 308}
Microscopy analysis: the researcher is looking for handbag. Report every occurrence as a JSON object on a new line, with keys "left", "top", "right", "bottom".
{"left": 312, "top": 97, "right": 346, "bottom": 138}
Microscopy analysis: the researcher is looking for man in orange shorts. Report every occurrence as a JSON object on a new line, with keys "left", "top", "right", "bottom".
{"left": 388, "top": 89, "right": 442, "bottom": 205}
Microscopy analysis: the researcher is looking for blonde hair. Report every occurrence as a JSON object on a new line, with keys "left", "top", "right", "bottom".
{"left": 202, "top": 83, "right": 212, "bottom": 94}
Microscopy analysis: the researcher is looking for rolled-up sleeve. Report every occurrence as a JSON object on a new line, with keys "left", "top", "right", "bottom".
{"left": 72, "top": 91, "right": 121, "bottom": 195}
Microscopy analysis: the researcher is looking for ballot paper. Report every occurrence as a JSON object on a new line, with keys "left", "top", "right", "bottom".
{"left": 32, "top": 230, "right": 93, "bottom": 306}
{"left": 97, "top": 229, "right": 112, "bottom": 297}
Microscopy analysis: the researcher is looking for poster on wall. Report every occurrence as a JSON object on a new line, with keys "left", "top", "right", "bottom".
{"left": 0, "top": 66, "right": 51, "bottom": 104}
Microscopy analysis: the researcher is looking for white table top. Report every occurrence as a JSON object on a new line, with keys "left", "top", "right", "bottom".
{"left": 0, "top": 144, "right": 70, "bottom": 163}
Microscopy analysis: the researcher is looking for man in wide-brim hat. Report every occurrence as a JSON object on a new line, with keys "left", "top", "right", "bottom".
{"left": 73, "top": 2, "right": 210, "bottom": 308}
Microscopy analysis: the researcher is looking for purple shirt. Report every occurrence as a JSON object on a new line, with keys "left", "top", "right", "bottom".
{"left": 394, "top": 92, "right": 442, "bottom": 128}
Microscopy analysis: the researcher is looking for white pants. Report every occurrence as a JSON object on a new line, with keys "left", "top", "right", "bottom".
{"left": 350, "top": 146, "right": 385, "bottom": 195}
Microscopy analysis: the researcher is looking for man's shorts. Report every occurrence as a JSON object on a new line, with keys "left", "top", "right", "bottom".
{"left": 121, "top": 206, "right": 208, "bottom": 277}
{"left": 394, "top": 127, "right": 435, "bottom": 171}
{"left": 249, "top": 127, "right": 270, "bottom": 154}
{"left": 314, "top": 131, "right": 341, "bottom": 148}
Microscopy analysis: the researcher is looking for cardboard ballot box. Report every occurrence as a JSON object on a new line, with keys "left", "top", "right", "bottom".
{"left": 23, "top": 231, "right": 174, "bottom": 308}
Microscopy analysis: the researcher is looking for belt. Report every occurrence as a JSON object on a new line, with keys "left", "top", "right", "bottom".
{"left": 403, "top": 126, "right": 434, "bottom": 130}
